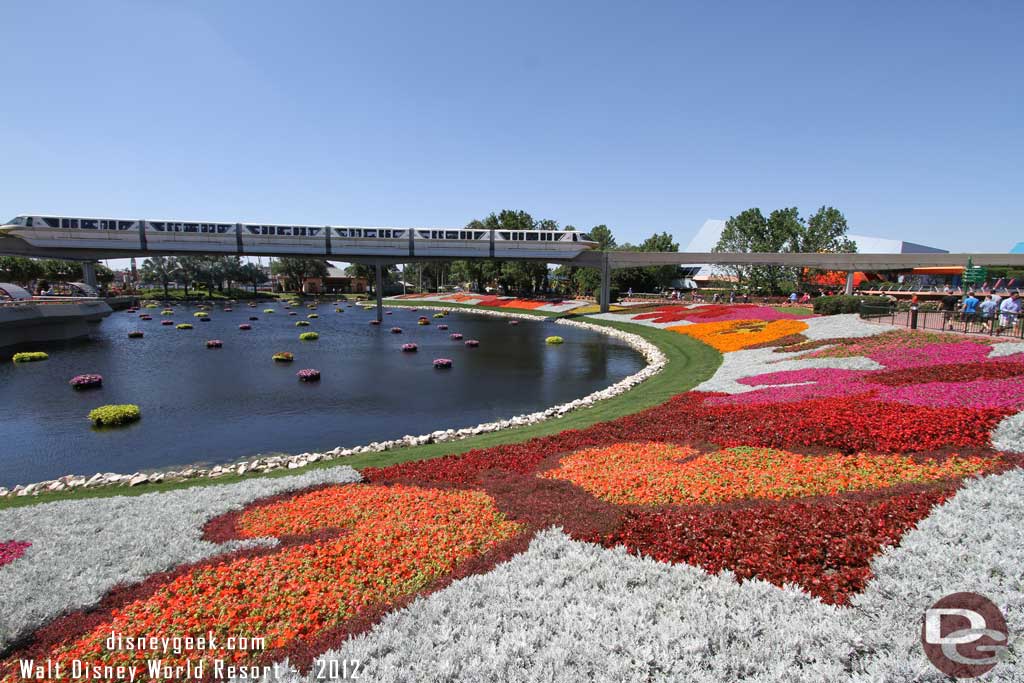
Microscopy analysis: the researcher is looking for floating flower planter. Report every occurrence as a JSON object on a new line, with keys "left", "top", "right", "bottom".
{"left": 161, "top": 320, "right": 173, "bottom": 326}
{"left": 249, "top": 316, "right": 259, "bottom": 320}
{"left": 369, "top": 320, "right": 381, "bottom": 325}
{"left": 438, "top": 324, "right": 449, "bottom": 330}
{"left": 144, "top": 304, "right": 159, "bottom": 309}
{"left": 264, "top": 309, "right": 275, "bottom": 313}
{"left": 12, "top": 352, "right": 48, "bottom": 363}
{"left": 199, "top": 316, "right": 211, "bottom": 322}
{"left": 69, "top": 374, "right": 103, "bottom": 389}
{"left": 288, "top": 312, "right": 298, "bottom": 316}
{"left": 296, "top": 320, "right": 310, "bottom": 327}
{"left": 450, "top": 333, "right": 463, "bottom": 340}
{"left": 433, "top": 312, "right": 446, "bottom": 318}
{"left": 509, "top": 320, "right": 519, "bottom": 326}
{"left": 299, "top": 332, "right": 319, "bottom": 341}
{"left": 308, "top": 314, "right": 319, "bottom": 319}
{"left": 127, "top": 330, "right": 144, "bottom": 338}
{"left": 193, "top": 312, "right": 209, "bottom": 318}
{"left": 139, "top": 315, "right": 152, "bottom": 321}
{"left": 206, "top": 340, "right": 223, "bottom": 349}
{"left": 402, "top": 343, "right": 418, "bottom": 352}
{"left": 418, "top": 320, "right": 431, "bottom": 326}
{"left": 391, "top": 327, "right": 403, "bottom": 334}
{"left": 161, "top": 310, "right": 174, "bottom": 316}
{"left": 297, "top": 368, "right": 321, "bottom": 382}
{"left": 238, "top": 324, "right": 252, "bottom": 330}
{"left": 465, "top": 339, "right": 480, "bottom": 347}
{"left": 546, "top": 336, "right": 564, "bottom": 344}
{"left": 335, "top": 308, "right": 342, "bottom": 313}
{"left": 176, "top": 323, "right": 193, "bottom": 330}
{"left": 433, "top": 358, "right": 453, "bottom": 369}
{"left": 223, "top": 307, "right": 233, "bottom": 312}
{"left": 273, "top": 352, "right": 295, "bottom": 362}
{"left": 88, "top": 403, "right": 140, "bottom": 427}
{"left": 386, "top": 311, "right": 393, "bottom": 315}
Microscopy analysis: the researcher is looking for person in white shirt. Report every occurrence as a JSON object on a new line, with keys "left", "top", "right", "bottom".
{"left": 999, "top": 293, "right": 1020, "bottom": 333}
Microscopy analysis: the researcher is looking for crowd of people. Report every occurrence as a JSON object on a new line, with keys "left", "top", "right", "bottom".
{"left": 939, "top": 290, "right": 1021, "bottom": 335}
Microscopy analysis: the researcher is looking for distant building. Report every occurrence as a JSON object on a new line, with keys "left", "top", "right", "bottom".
{"left": 299, "top": 265, "right": 368, "bottom": 294}
{"left": 1011, "top": 242, "right": 1024, "bottom": 254}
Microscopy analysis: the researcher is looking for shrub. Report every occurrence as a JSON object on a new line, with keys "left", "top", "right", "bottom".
{"left": 299, "top": 332, "right": 319, "bottom": 341}
{"left": 88, "top": 404, "right": 141, "bottom": 427}
{"left": 176, "top": 323, "right": 193, "bottom": 330}
{"left": 12, "top": 352, "right": 48, "bottom": 363}
{"left": 273, "top": 352, "right": 295, "bottom": 362}
{"left": 812, "top": 295, "right": 891, "bottom": 316}
{"left": 546, "top": 336, "right": 564, "bottom": 344}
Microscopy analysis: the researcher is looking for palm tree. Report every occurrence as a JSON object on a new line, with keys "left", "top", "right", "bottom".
{"left": 139, "top": 256, "right": 177, "bottom": 299}
{"left": 238, "top": 262, "right": 268, "bottom": 294}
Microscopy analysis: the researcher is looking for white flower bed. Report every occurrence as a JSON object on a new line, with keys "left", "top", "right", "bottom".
{"left": 694, "top": 347, "right": 883, "bottom": 395}
{"left": 254, "top": 469, "right": 1024, "bottom": 683}
{"left": 989, "top": 341, "right": 1024, "bottom": 359}
{"left": 0, "top": 466, "right": 361, "bottom": 650}
{"left": 801, "top": 313, "right": 898, "bottom": 340}
{"left": 0, "top": 309, "right": 664, "bottom": 499}
{"left": 992, "top": 410, "right": 1024, "bottom": 453}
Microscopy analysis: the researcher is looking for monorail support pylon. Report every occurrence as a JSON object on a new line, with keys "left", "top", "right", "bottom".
{"left": 599, "top": 253, "right": 612, "bottom": 313}
{"left": 375, "top": 262, "right": 384, "bottom": 323}
{"left": 82, "top": 261, "right": 98, "bottom": 289}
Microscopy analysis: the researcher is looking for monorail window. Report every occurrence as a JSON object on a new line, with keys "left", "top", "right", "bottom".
{"left": 498, "top": 232, "right": 510, "bottom": 240}
{"left": 526, "top": 232, "right": 539, "bottom": 241}
{"left": 41, "top": 217, "right": 61, "bottom": 228}
{"left": 365, "top": 230, "right": 377, "bottom": 238}
{"left": 309, "top": 228, "right": 321, "bottom": 237}
{"left": 118, "top": 221, "right": 134, "bottom": 230}
{"left": 80, "top": 219, "right": 98, "bottom": 230}
{"left": 335, "top": 229, "right": 349, "bottom": 238}
{"left": 150, "top": 222, "right": 165, "bottom": 232}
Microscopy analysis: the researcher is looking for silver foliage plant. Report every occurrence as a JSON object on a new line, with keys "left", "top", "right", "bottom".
{"left": 0, "top": 466, "right": 362, "bottom": 650}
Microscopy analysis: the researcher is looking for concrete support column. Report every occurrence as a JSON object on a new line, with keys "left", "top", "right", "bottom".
{"left": 82, "top": 261, "right": 98, "bottom": 290}
{"left": 375, "top": 262, "right": 384, "bottom": 322}
{"left": 844, "top": 270, "right": 855, "bottom": 296}
{"left": 599, "top": 253, "right": 612, "bottom": 313}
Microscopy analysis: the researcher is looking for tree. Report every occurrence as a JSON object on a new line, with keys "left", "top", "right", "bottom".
{"left": 572, "top": 224, "right": 617, "bottom": 295}
{"left": 40, "top": 259, "right": 82, "bottom": 283}
{"left": 95, "top": 264, "right": 115, "bottom": 290}
{"left": 271, "top": 257, "right": 328, "bottom": 292}
{"left": 614, "top": 231, "right": 681, "bottom": 293}
{"left": 714, "top": 206, "right": 856, "bottom": 294}
{"left": 588, "top": 225, "right": 617, "bottom": 251}
{"left": 238, "top": 262, "right": 268, "bottom": 294}
{"left": 0, "top": 257, "right": 44, "bottom": 285}
{"left": 140, "top": 256, "right": 177, "bottom": 298}
{"left": 174, "top": 256, "right": 207, "bottom": 298}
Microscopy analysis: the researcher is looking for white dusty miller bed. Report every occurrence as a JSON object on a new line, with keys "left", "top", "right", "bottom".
{"left": 0, "top": 309, "right": 664, "bottom": 498}
{"left": 0, "top": 466, "right": 362, "bottom": 650}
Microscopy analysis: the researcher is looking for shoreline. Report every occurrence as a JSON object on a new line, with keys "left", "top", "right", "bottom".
{"left": 1, "top": 308, "right": 666, "bottom": 499}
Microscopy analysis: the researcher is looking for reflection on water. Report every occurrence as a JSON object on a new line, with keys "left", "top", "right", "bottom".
{"left": 0, "top": 304, "right": 644, "bottom": 487}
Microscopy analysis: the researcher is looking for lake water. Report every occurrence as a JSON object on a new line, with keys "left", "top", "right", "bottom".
{"left": 0, "top": 302, "right": 644, "bottom": 487}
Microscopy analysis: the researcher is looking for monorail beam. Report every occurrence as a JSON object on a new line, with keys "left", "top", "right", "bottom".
{"left": 375, "top": 262, "right": 384, "bottom": 323}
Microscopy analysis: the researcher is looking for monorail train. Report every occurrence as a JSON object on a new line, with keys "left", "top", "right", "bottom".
{"left": 1, "top": 215, "right": 597, "bottom": 259}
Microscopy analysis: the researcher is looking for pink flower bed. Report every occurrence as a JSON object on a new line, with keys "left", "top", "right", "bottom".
{"left": 0, "top": 540, "right": 30, "bottom": 568}
{"left": 633, "top": 304, "right": 811, "bottom": 325}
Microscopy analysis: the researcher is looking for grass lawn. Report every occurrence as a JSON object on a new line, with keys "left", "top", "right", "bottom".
{"left": 0, "top": 317, "right": 720, "bottom": 509}
{"left": 382, "top": 299, "right": 564, "bottom": 317}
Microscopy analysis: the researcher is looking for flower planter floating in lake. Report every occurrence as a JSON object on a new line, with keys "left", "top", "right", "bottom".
{"left": 127, "top": 330, "right": 144, "bottom": 338}
{"left": 88, "top": 404, "right": 141, "bottom": 427}
{"left": 69, "top": 374, "right": 103, "bottom": 389}
{"left": 206, "top": 340, "right": 223, "bottom": 349}
{"left": 299, "top": 332, "right": 319, "bottom": 341}
{"left": 369, "top": 320, "right": 381, "bottom": 325}
{"left": 418, "top": 320, "right": 430, "bottom": 326}
{"left": 401, "top": 343, "right": 418, "bottom": 352}
{"left": 433, "top": 358, "right": 453, "bottom": 369}
{"left": 176, "top": 323, "right": 193, "bottom": 330}
{"left": 546, "top": 336, "right": 564, "bottom": 344}
{"left": 438, "top": 324, "right": 449, "bottom": 330}
{"left": 223, "top": 307, "right": 233, "bottom": 312}
{"left": 465, "top": 339, "right": 480, "bottom": 347}
{"left": 296, "top": 320, "right": 310, "bottom": 327}
{"left": 139, "top": 315, "right": 152, "bottom": 321}
{"left": 263, "top": 309, "right": 275, "bottom": 313}
{"left": 194, "top": 312, "right": 209, "bottom": 318}
{"left": 433, "top": 313, "right": 446, "bottom": 318}
{"left": 289, "top": 312, "right": 298, "bottom": 316}
{"left": 161, "top": 310, "right": 174, "bottom": 315}
{"left": 450, "top": 333, "right": 463, "bottom": 340}
{"left": 297, "top": 368, "right": 321, "bottom": 382}
{"left": 161, "top": 320, "right": 173, "bottom": 326}
{"left": 249, "top": 316, "right": 259, "bottom": 321}
{"left": 12, "top": 352, "right": 48, "bottom": 363}
{"left": 308, "top": 314, "right": 318, "bottom": 319}
{"left": 391, "top": 327, "right": 403, "bottom": 334}
{"left": 272, "top": 352, "right": 294, "bottom": 362}
{"left": 239, "top": 324, "right": 252, "bottom": 330}
{"left": 509, "top": 320, "right": 519, "bottom": 325}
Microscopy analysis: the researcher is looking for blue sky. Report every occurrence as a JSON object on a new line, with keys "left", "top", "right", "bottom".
{"left": 2, "top": 0, "right": 1021, "bottom": 257}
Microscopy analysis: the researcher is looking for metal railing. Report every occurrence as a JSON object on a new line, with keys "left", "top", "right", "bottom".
{"left": 860, "top": 302, "right": 1024, "bottom": 339}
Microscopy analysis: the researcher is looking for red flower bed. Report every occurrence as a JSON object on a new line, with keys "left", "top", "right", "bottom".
{"left": 0, "top": 540, "right": 31, "bottom": 568}
{"left": 593, "top": 487, "right": 955, "bottom": 605}
{"left": 865, "top": 360, "right": 1024, "bottom": 386}
{"left": 632, "top": 304, "right": 809, "bottom": 324}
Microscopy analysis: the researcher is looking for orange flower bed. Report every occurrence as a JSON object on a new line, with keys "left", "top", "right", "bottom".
{"left": 666, "top": 319, "right": 808, "bottom": 352}
{"left": 542, "top": 442, "right": 1001, "bottom": 506}
{"left": 3, "top": 485, "right": 520, "bottom": 683}
{"left": 488, "top": 299, "right": 548, "bottom": 310}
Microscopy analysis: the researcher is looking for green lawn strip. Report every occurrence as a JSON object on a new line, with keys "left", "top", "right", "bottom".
{"left": 771, "top": 306, "right": 812, "bottom": 315}
{"left": 381, "top": 299, "right": 563, "bottom": 317}
{"left": 0, "top": 318, "right": 719, "bottom": 510}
